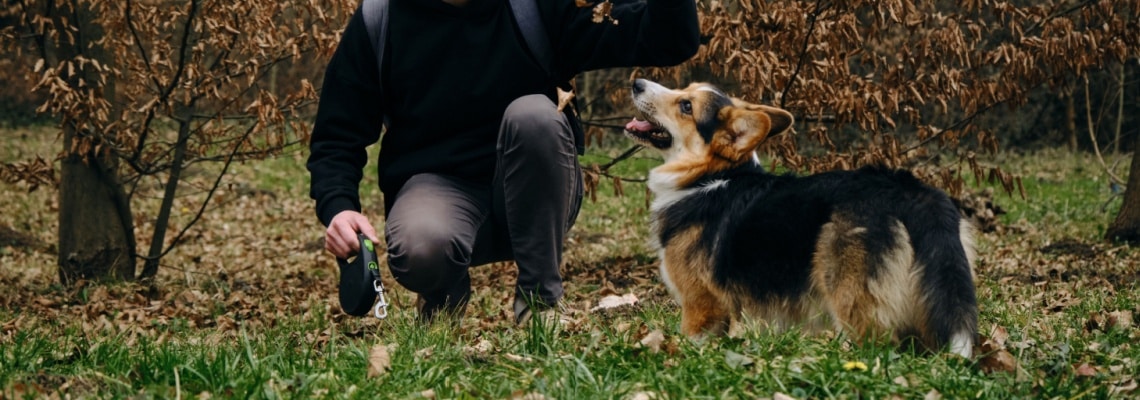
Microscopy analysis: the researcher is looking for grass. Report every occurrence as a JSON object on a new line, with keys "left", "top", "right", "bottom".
{"left": 2, "top": 126, "right": 1139, "bottom": 399}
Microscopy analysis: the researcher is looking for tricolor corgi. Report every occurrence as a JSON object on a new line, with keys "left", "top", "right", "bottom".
{"left": 624, "top": 78, "right": 977, "bottom": 357}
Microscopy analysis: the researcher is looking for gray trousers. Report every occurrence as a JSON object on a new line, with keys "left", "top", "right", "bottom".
{"left": 385, "top": 94, "right": 582, "bottom": 318}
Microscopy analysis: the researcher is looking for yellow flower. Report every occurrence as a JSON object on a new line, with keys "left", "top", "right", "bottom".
{"left": 843, "top": 361, "right": 868, "bottom": 371}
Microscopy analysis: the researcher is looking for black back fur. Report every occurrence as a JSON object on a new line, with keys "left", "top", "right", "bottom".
{"left": 655, "top": 163, "right": 977, "bottom": 344}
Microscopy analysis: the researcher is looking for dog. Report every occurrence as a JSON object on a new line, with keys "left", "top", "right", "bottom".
{"left": 623, "top": 78, "right": 978, "bottom": 357}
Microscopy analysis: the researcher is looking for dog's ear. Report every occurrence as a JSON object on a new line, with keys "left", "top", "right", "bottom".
{"left": 712, "top": 107, "right": 773, "bottom": 162}
{"left": 732, "top": 100, "right": 794, "bottom": 138}
{"left": 753, "top": 104, "right": 794, "bottom": 138}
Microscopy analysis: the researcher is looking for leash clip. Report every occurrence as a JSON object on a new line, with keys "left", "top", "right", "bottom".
{"left": 373, "top": 279, "right": 389, "bottom": 319}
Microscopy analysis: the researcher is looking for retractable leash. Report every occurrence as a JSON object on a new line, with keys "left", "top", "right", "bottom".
{"left": 337, "top": 233, "right": 389, "bottom": 319}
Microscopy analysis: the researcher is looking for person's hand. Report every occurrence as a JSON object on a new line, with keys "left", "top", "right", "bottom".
{"left": 325, "top": 210, "right": 380, "bottom": 259}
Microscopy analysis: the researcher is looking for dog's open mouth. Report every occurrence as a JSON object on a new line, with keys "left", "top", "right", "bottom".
{"left": 624, "top": 117, "right": 672, "bottom": 149}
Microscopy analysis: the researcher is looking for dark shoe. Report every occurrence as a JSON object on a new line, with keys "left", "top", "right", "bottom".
{"left": 513, "top": 295, "right": 570, "bottom": 326}
{"left": 417, "top": 273, "right": 471, "bottom": 323}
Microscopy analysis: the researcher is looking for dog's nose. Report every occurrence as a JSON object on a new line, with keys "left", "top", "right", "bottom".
{"left": 632, "top": 79, "right": 646, "bottom": 95}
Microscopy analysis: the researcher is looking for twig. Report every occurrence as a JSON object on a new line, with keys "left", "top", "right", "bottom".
{"left": 780, "top": 0, "right": 829, "bottom": 108}
{"left": 157, "top": 122, "right": 260, "bottom": 261}
{"left": 124, "top": 0, "right": 163, "bottom": 171}
{"left": 1023, "top": 0, "right": 1098, "bottom": 37}
{"left": 163, "top": 0, "right": 199, "bottom": 97}
{"left": 125, "top": 0, "right": 205, "bottom": 173}
{"left": 124, "top": 0, "right": 162, "bottom": 90}
{"left": 905, "top": 98, "right": 1003, "bottom": 153}
{"left": 599, "top": 145, "right": 642, "bottom": 171}
{"left": 1083, "top": 76, "right": 1126, "bottom": 185}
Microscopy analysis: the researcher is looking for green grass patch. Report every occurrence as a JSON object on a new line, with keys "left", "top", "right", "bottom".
{"left": 2, "top": 128, "right": 1139, "bottom": 398}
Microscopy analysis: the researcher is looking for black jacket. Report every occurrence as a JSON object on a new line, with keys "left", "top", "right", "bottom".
{"left": 307, "top": 0, "right": 700, "bottom": 225}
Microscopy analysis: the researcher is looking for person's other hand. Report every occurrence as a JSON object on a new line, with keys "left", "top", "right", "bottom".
{"left": 325, "top": 210, "right": 380, "bottom": 259}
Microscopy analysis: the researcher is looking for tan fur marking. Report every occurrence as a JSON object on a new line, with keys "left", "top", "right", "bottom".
{"left": 866, "top": 221, "right": 923, "bottom": 346}
{"left": 812, "top": 218, "right": 880, "bottom": 341}
{"left": 662, "top": 227, "right": 732, "bottom": 338}
{"left": 960, "top": 219, "right": 978, "bottom": 281}
{"left": 653, "top": 155, "right": 721, "bottom": 188}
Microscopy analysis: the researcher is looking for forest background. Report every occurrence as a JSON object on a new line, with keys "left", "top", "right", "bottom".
{"left": 1, "top": 0, "right": 1139, "bottom": 398}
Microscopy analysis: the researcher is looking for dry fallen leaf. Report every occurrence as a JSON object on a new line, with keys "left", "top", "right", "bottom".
{"left": 1086, "top": 312, "right": 1107, "bottom": 332}
{"left": 988, "top": 324, "right": 1009, "bottom": 347}
{"left": 590, "top": 293, "right": 638, "bottom": 312}
{"left": 976, "top": 325, "right": 1018, "bottom": 374}
{"left": 505, "top": 353, "right": 534, "bottom": 363}
{"left": 511, "top": 392, "right": 549, "bottom": 400}
{"left": 773, "top": 392, "right": 796, "bottom": 400}
{"left": 367, "top": 344, "right": 392, "bottom": 378}
{"left": 415, "top": 346, "right": 435, "bottom": 360}
{"left": 1073, "top": 362, "right": 1098, "bottom": 377}
{"left": 463, "top": 338, "right": 494, "bottom": 357}
{"left": 725, "top": 350, "right": 755, "bottom": 369}
{"left": 628, "top": 391, "right": 656, "bottom": 400}
{"left": 978, "top": 349, "right": 1017, "bottom": 374}
{"left": 1107, "top": 310, "right": 1134, "bottom": 331}
{"left": 591, "top": 1, "right": 617, "bottom": 25}
{"left": 639, "top": 329, "right": 665, "bottom": 353}
{"left": 1112, "top": 379, "right": 1138, "bottom": 396}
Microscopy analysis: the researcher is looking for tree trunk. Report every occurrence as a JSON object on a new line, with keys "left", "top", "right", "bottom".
{"left": 58, "top": 130, "right": 136, "bottom": 284}
{"left": 1113, "top": 62, "right": 1125, "bottom": 155}
{"left": 1065, "top": 89, "right": 1078, "bottom": 151}
{"left": 1106, "top": 132, "right": 1140, "bottom": 243}
{"left": 54, "top": 0, "right": 136, "bottom": 285}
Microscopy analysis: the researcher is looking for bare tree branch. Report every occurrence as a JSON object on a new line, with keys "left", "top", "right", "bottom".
{"left": 156, "top": 122, "right": 261, "bottom": 262}
{"left": 779, "top": 0, "right": 829, "bottom": 109}
{"left": 1084, "top": 75, "right": 1126, "bottom": 185}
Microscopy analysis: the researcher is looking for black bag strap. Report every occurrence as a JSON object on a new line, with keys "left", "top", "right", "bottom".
{"left": 361, "top": 0, "right": 554, "bottom": 93}
{"left": 361, "top": 0, "right": 390, "bottom": 94}
{"left": 507, "top": 0, "right": 553, "bottom": 77}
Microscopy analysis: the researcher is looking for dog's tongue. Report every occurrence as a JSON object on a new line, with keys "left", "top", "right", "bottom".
{"left": 625, "top": 118, "right": 654, "bottom": 132}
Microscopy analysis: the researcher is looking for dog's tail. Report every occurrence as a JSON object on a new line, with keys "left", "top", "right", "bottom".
{"left": 908, "top": 196, "right": 978, "bottom": 358}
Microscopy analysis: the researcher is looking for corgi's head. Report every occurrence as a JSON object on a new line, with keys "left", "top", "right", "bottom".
{"left": 624, "top": 79, "right": 794, "bottom": 184}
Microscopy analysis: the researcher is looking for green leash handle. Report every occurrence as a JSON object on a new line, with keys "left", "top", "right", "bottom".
{"left": 337, "top": 233, "right": 386, "bottom": 318}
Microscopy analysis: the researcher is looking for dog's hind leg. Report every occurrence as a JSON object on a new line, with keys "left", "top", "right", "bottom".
{"left": 811, "top": 218, "right": 883, "bottom": 342}
{"left": 910, "top": 213, "right": 978, "bottom": 358}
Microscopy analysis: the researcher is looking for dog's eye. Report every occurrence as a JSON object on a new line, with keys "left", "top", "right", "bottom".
{"left": 680, "top": 100, "right": 693, "bottom": 115}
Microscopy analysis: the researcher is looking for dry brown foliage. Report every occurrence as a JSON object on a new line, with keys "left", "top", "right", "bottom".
{"left": 1, "top": 0, "right": 355, "bottom": 277}
{"left": 6, "top": 0, "right": 352, "bottom": 170}
{"left": 640, "top": 0, "right": 1139, "bottom": 196}
{"left": 2, "top": 0, "right": 1138, "bottom": 278}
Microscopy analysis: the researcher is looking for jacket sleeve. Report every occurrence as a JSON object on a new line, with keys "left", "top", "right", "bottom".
{"left": 545, "top": 0, "right": 700, "bottom": 77}
{"left": 306, "top": 8, "right": 384, "bottom": 227}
